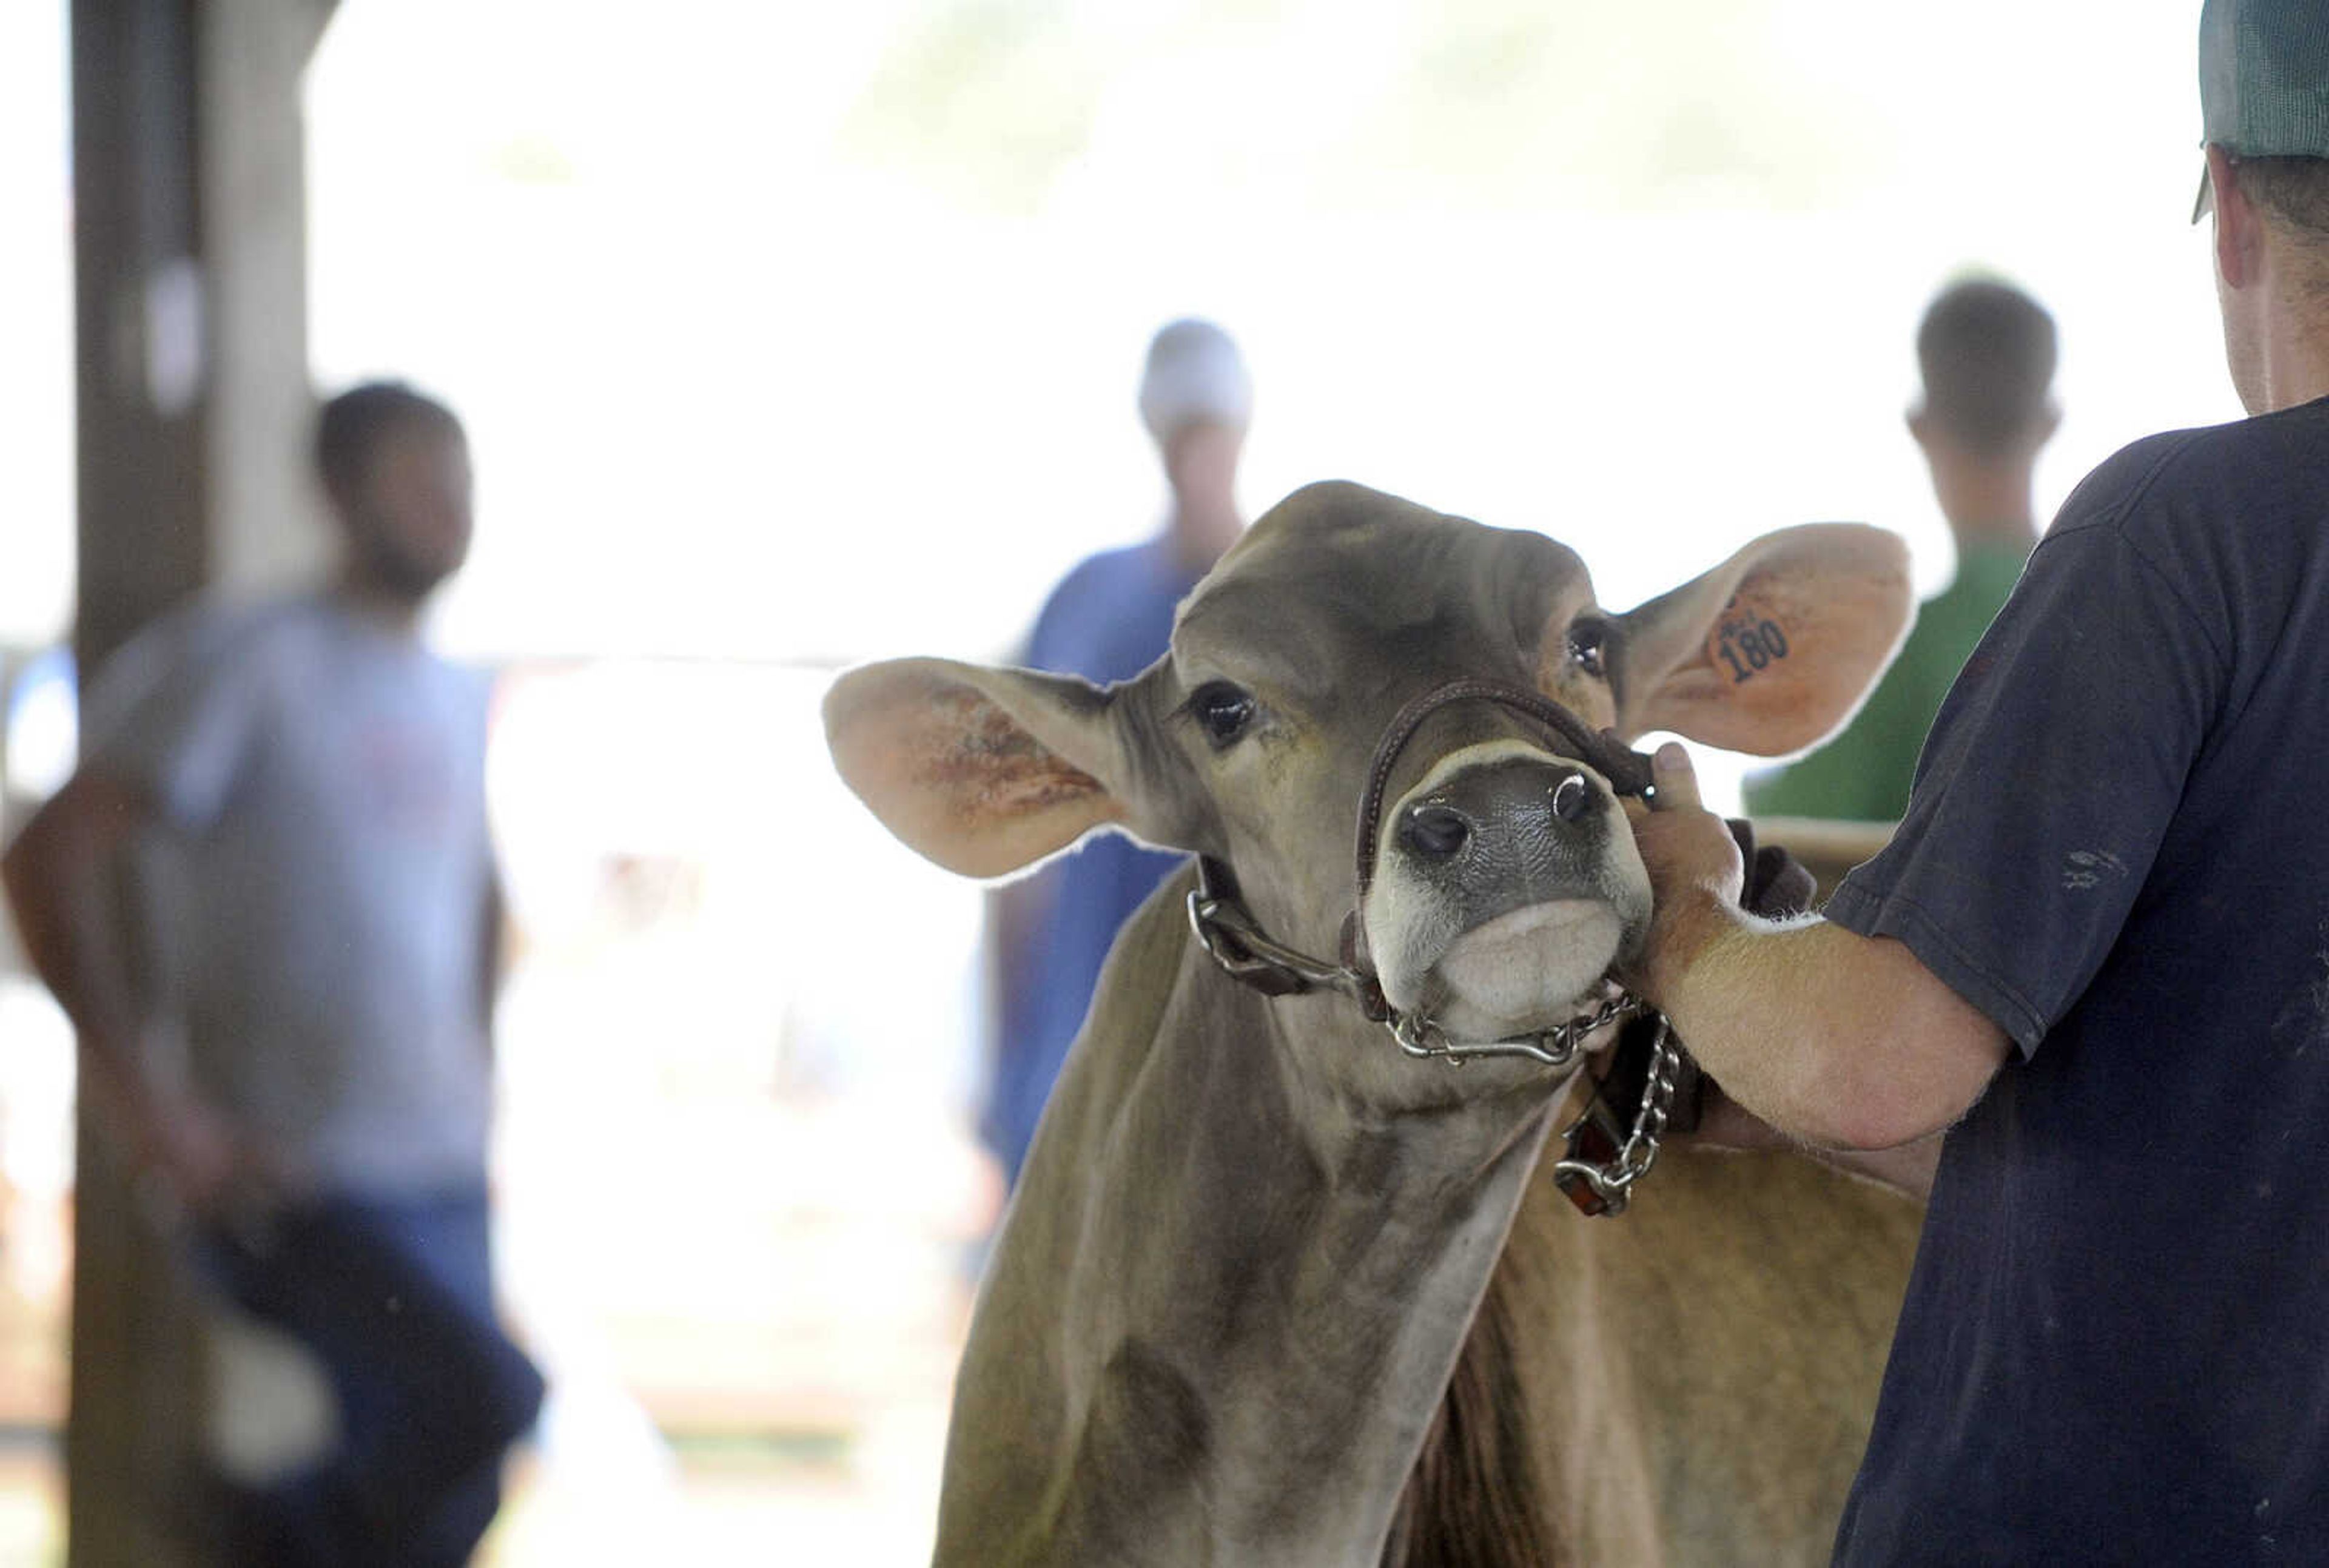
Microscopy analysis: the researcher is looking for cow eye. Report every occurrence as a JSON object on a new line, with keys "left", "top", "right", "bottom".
{"left": 1188, "top": 681, "right": 1257, "bottom": 748}
{"left": 1567, "top": 619, "right": 1610, "bottom": 679}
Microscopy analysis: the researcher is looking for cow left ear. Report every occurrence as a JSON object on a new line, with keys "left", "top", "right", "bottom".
{"left": 824, "top": 657, "right": 1134, "bottom": 879}
{"left": 1611, "top": 523, "right": 1914, "bottom": 756}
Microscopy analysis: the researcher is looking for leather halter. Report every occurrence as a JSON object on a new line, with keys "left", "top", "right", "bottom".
{"left": 1188, "top": 677, "right": 1659, "bottom": 1052}
{"left": 1192, "top": 671, "right": 1667, "bottom": 1025}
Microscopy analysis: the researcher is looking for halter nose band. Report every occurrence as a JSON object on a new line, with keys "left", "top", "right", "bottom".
{"left": 1352, "top": 678, "right": 1655, "bottom": 902}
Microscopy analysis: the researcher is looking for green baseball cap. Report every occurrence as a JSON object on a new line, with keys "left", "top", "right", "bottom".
{"left": 2195, "top": 0, "right": 2329, "bottom": 220}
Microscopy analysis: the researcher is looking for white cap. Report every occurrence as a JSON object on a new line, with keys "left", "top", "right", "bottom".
{"left": 1138, "top": 319, "right": 1252, "bottom": 443}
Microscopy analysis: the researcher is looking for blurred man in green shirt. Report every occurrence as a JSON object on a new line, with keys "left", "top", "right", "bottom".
{"left": 1747, "top": 278, "right": 2057, "bottom": 823}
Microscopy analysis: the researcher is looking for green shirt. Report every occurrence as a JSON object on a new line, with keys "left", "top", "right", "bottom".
{"left": 1743, "top": 540, "right": 2029, "bottom": 823}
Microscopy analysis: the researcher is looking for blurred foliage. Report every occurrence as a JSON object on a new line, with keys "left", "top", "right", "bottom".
{"left": 838, "top": 0, "right": 1889, "bottom": 216}
{"left": 838, "top": 0, "right": 1115, "bottom": 214}
{"left": 487, "top": 132, "right": 579, "bottom": 186}
{"left": 1343, "top": 1, "right": 1888, "bottom": 211}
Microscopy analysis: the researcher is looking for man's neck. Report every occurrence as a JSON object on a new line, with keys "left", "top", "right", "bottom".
{"left": 1166, "top": 490, "right": 1243, "bottom": 576}
{"left": 331, "top": 574, "right": 426, "bottom": 637}
{"left": 2241, "top": 226, "right": 2329, "bottom": 414}
{"left": 2254, "top": 314, "right": 2329, "bottom": 412}
{"left": 1926, "top": 456, "right": 2038, "bottom": 557}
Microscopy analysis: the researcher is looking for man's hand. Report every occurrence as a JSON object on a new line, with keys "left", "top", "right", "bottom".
{"left": 1622, "top": 742, "right": 1746, "bottom": 1001}
{"left": 132, "top": 1086, "right": 304, "bottom": 1223}
{"left": 4, "top": 771, "right": 305, "bottom": 1226}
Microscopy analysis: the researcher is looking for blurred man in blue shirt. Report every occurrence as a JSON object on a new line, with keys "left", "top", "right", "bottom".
{"left": 982, "top": 320, "right": 1252, "bottom": 1188}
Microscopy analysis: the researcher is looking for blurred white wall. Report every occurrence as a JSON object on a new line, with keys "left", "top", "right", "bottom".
{"left": 0, "top": 0, "right": 72, "bottom": 647}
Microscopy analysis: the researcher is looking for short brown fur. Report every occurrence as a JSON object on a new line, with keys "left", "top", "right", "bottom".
{"left": 1387, "top": 1093, "right": 1921, "bottom": 1566}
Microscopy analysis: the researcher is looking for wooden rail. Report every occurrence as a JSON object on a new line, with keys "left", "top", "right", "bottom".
{"left": 1747, "top": 816, "right": 1898, "bottom": 906}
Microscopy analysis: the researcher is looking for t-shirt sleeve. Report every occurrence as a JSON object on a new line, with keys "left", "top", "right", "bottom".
{"left": 79, "top": 608, "right": 263, "bottom": 832}
{"left": 1823, "top": 514, "right": 2223, "bottom": 1056}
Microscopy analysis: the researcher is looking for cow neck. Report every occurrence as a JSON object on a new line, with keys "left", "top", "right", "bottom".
{"left": 934, "top": 888, "right": 1565, "bottom": 1564}
{"left": 1117, "top": 927, "right": 1570, "bottom": 1561}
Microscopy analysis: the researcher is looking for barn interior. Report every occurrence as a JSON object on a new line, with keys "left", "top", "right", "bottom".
{"left": 0, "top": 1, "right": 2237, "bottom": 1563}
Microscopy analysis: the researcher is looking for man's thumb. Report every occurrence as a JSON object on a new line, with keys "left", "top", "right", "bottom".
{"left": 1651, "top": 741, "right": 1701, "bottom": 810}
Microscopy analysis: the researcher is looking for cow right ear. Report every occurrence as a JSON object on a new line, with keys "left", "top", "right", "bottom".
{"left": 824, "top": 657, "right": 1132, "bottom": 880}
{"left": 1611, "top": 523, "right": 1914, "bottom": 756}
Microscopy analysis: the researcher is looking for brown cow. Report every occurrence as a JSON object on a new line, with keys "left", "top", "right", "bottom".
{"left": 827, "top": 482, "right": 1923, "bottom": 1565}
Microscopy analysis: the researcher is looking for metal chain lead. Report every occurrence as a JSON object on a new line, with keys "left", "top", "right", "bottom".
{"left": 1547, "top": 1015, "right": 1682, "bottom": 1216}
{"left": 1388, "top": 992, "right": 1644, "bottom": 1069}
{"left": 1191, "top": 866, "right": 1651, "bottom": 1071}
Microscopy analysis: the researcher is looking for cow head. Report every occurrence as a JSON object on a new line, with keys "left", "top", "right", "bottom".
{"left": 826, "top": 482, "right": 1909, "bottom": 1102}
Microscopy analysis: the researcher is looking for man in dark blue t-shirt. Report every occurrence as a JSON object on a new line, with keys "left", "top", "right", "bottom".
{"left": 1627, "top": 4, "right": 2329, "bottom": 1560}
{"left": 982, "top": 320, "right": 1252, "bottom": 1188}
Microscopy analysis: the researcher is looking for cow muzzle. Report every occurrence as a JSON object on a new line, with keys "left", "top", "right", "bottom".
{"left": 1370, "top": 742, "right": 1648, "bottom": 1042}
{"left": 1353, "top": 681, "right": 1658, "bottom": 1049}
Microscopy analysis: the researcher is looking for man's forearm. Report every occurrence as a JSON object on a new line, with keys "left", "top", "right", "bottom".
{"left": 3, "top": 778, "right": 171, "bottom": 1154}
{"left": 8, "top": 774, "right": 258, "bottom": 1214}
{"left": 1652, "top": 896, "right": 2006, "bottom": 1152}
{"left": 1626, "top": 744, "right": 2007, "bottom": 1159}
{"left": 1822, "top": 1134, "right": 1946, "bottom": 1199}
{"left": 1684, "top": 1082, "right": 1944, "bottom": 1200}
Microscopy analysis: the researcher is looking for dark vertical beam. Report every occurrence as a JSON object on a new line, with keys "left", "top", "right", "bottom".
{"left": 69, "top": 4, "right": 209, "bottom": 1566}
{"left": 67, "top": 2, "right": 341, "bottom": 1560}
{"left": 73, "top": 0, "right": 209, "bottom": 672}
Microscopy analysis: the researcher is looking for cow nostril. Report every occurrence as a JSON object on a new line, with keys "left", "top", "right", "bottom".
{"left": 1401, "top": 801, "right": 1473, "bottom": 860}
{"left": 1550, "top": 772, "right": 1593, "bottom": 824}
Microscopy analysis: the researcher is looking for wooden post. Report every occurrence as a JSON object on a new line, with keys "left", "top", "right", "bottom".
{"left": 66, "top": 2, "right": 334, "bottom": 1561}
{"left": 69, "top": 5, "right": 211, "bottom": 1563}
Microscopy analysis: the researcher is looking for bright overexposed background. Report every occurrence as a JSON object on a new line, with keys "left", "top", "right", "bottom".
{"left": 0, "top": 1, "right": 2245, "bottom": 1563}
{"left": 310, "top": 0, "right": 2235, "bottom": 672}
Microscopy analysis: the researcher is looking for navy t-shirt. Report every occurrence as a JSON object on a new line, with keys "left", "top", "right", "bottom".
{"left": 1825, "top": 395, "right": 2329, "bottom": 1563}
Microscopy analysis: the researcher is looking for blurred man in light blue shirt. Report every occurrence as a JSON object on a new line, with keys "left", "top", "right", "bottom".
{"left": 4, "top": 383, "right": 542, "bottom": 1567}
{"left": 983, "top": 320, "right": 1252, "bottom": 1188}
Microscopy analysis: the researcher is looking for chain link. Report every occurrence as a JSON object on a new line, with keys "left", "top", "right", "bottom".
{"left": 1386, "top": 991, "right": 1644, "bottom": 1069}
{"left": 1548, "top": 1015, "right": 1682, "bottom": 1216}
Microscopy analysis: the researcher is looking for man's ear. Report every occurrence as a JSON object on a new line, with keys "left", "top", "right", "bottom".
{"left": 824, "top": 658, "right": 1132, "bottom": 879}
{"left": 1613, "top": 523, "right": 1914, "bottom": 756}
{"left": 2210, "top": 144, "right": 2265, "bottom": 292}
